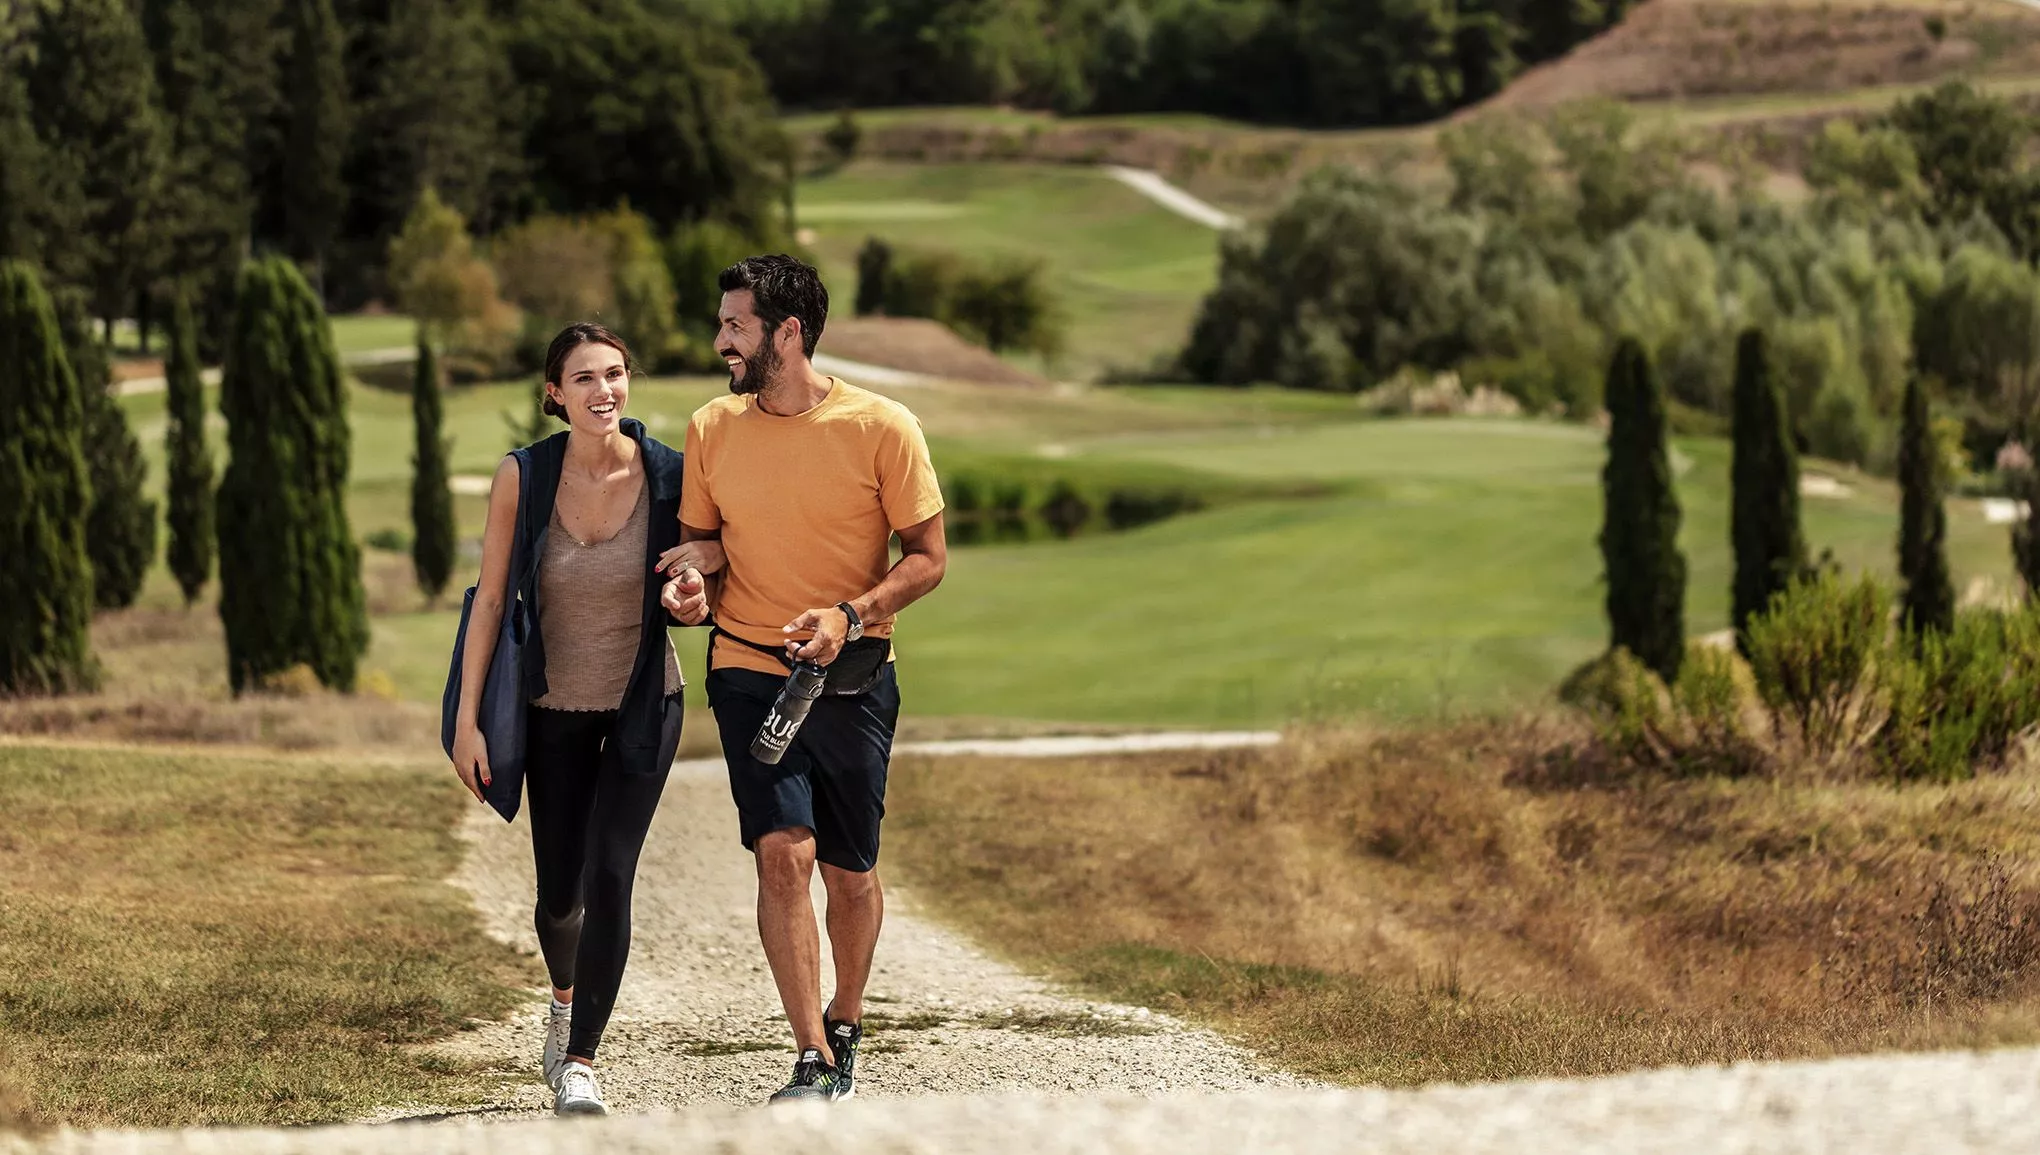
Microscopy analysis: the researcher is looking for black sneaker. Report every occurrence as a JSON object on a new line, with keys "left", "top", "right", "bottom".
{"left": 825, "top": 1016, "right": 863, "bottom": 1099}
{"left": 767, "top": 1048, "right": 847, "bottom": 1103}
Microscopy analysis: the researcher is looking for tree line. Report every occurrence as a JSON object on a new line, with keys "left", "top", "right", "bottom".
{"left": 1184, "top": 84, "right": 2040, "bottom": 487}
{"left": 0, "top": 0, "right": 788, "bottom": 346}
{"left": 728, "top": 0, "right": 1635, "bottom": 126}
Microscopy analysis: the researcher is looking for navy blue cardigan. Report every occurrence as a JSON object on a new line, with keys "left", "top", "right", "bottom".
{"left": 512, "top": 418, "right": 687, "bottom": 772}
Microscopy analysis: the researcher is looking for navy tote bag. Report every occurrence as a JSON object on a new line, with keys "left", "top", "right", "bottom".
{"left": 441, "top": 452, "right": 535, "bottom": 822}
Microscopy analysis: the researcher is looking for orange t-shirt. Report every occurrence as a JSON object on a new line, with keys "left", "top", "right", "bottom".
{"left": 681, "top": 379, "right": 946, "bottom": 676}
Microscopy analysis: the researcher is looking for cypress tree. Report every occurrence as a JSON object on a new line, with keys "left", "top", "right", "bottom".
{"left": 62, "top": 310, "right": 157, "bottom": 610}
{"left": 1599, "top": 336, "right": 1687, "bottom": 683}
{"left": 1729, "top": 328, "right": 1806, "bottom": 648}
{"left": 165, "top": 293, "right": 214, "bottom": 606}
{"left": 282, "top": 0, "right": 349, "bottom": 288}
{"left": 410, "top": 331, "right": 456, "bottom": 605}
{"left": 1898, "top": 376, "right": 1955, "bottom": 635}
{"left": 0, "top": 261, "right": 97, "bottom": 694}
{"left": 216, "top": 257, "right": 367, "bottom": 693}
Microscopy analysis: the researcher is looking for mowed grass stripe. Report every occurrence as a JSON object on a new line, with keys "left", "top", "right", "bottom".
{"left": 0, "top": 744, "right": 524, "bottom": 1128}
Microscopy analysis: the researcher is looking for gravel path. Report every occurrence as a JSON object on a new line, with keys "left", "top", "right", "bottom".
{"left": 388, "top": 754, "right": 1297, "bottom": 1119}
{"left": 18, "top": 1040, "right": 2040, "bottom": 1153}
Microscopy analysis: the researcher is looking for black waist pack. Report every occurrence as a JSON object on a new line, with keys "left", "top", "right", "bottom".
{"left": 711, "top": 625, "right": 890, "bottom": 696}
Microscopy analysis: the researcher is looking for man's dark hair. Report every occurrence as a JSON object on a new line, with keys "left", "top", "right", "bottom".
{"left": 719, "top": 255, "right": 828, "bottom": 359}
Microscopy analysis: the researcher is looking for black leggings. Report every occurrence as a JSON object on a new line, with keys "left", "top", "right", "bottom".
{"left": 525, "top": 705, "right": 671, "bottom": 1060}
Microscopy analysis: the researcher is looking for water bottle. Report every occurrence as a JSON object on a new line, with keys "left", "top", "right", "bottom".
{"left": 751, "top": 660, "right": 827, "bottom": 765}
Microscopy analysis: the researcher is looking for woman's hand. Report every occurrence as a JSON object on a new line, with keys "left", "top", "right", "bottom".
{"left": 657, "top": 538, "right": 725, "bottom": 578}
{"left": 451, "top": 723, "right": 492, "bottom": 803}
{"left": 662, "top": 567, "right": 710, "bottom": 626}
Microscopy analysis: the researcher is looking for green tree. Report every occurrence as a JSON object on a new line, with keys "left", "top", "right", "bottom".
{"left": 1897, "top": 377, "right": 1955, "bottom": 636}
{"left": 282, "top": 0, "right": 350, "bottom": 286}
{"left": 26, "top": 0, "right": 171, "bottom": 328}
{"left": 410, "top": 332, "right": 456, "bottom": 605}
{"left": 217, "top": 257, "right": 368, "bottom": 692}
{"left": 1887, "top": 82, "right": 2035, "bottom": 255}
{"left": 63, "top": 311, "right": 157, "bottom": 610}
{"left": 508, "top": 0, "right": 787, "bottom": 233}
{"left": 164, "top": 293, "right": 215, "bottom": 606}
{"left": 1729, "top": 328, "right": 1805, "bottom": 649}
{"left": 141, "top": 0, "right": 282, "bottom": 334}
{"left": 1600, "top": 336, "right": 1686, "bottom": 683}
{"left": 0, "top": 15, "right": 63, "bottom": 270}
{"left": 0, "top": 261, "right": 97, "bottom": 694}
{"left": 337, "top": 0, "right": 517, "bottom": 306}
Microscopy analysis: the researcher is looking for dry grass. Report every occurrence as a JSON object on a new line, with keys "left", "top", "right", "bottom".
{"left": 0, "top": 742, "right": 527, "bottom": 1128}
{"left": 886, "top": 721, "right": 2040, "bottom": 1085}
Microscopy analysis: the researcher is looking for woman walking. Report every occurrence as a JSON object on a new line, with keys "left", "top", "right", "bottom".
{"left": 449, "top": 323, "right": 720, "bottom": 1116}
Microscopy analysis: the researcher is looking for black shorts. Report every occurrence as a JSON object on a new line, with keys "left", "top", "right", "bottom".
{"left": 707, "top": 664, "right": 900, "bottom": 873}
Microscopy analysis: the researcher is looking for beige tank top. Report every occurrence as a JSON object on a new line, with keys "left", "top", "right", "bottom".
{"left": 531, "top": 482, "right": 683, "bottom": 712}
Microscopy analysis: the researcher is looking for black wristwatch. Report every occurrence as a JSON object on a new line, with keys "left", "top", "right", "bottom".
{"left": 836, "top": 601, "right": 864, "bottom": 642}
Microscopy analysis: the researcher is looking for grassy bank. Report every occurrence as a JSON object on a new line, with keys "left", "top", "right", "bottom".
{"left": 0, "top": 743, "right": 526, "bottom": 1127}
{"left": 796, "top": 162, "right": 1223, "bottom": 377}
{"left": 885, "top": 725, "right": 2040, "bottom": 1085}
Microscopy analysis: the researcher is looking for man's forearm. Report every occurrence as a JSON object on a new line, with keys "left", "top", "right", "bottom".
{"left": 849, "top": 551, "right": 944, "bottom": 625}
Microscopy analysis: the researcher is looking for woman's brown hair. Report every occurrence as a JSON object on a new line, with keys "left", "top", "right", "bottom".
{"left": 540, "top": 323, "right": 635, "bottom": 420}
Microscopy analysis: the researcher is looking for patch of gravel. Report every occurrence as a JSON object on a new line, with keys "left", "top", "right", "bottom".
{"left": 386, "top": 756, "right": 1297, "bottom": 1119}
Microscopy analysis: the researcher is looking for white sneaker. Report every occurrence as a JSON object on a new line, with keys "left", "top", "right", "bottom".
{"left": 542, "top": 1001, "right": 572, "bottom": 1087}
{"left": 553, "top": 1062, "right": 607, "bottom": 1117}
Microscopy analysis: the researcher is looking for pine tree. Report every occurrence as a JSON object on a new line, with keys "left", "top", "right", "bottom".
{"left": 1729, "top": 328, "right": 1806, "bottom": 648}
{"left": 25, "top": 0, "right": 170, "bottom": 326}
{"left": 217, "top": 257, "right": 368, "bottom": 693}
{"left": 61, "top": 310, "right": 158, "bottom": 610}
{"left": 165, "top": 293, "right": 215, "bottom": 606}
{"left": 410, "top": 332, "right": 456, "bottom": 605}
{"left": 1898, "top": 376, "right": 1955, "bottom": 635}
{"left": 1600, "top": 336, "right": 1687, "bottom": 683}
{"left": 0, "top": 261, "right": 98, "bottom": 694}
{"left": 282, "top": 0, "right": 349, "bottom": 289}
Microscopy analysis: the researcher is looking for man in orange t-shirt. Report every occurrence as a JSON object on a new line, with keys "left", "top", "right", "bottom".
{"left": 658, "top": 255, "right": 946, "bottom": 1104}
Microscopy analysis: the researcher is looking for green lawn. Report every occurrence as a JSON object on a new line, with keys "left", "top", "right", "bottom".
{"left": 329, "top": 313, "right": 418, "bottom": 356}
{"left": 118, "top": 367, "right": 2019, "bottom": 729}
{"left": 796, "top": 162, "right": 1224, "bottom": 378}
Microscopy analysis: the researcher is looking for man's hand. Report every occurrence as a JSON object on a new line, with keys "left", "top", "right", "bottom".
{"left": 661, "top": 567, "right": 710, "bottom": 626}
{"left": 784, "top": 606, "right": 852, "bottom": 665}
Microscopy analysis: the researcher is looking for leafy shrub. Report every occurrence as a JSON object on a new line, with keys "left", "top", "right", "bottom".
{"left": 822, "top": 110, "right": 861, "bottom": 165}
{"left": 1877, "top": 608, "right": 2040, "bottom": 781}
{"left": 951, "top": 257, "right": 1064, "bottom": 358}
{"left": 990, "top": 481, "right": 1031, "bottom": 542}
{"left": 386, "top": 189, "right": 519, "bottom": 368}
{"left": 1104, "top": 487, "right": 1204, "bottom": 531}
{"left": 493, "top": 209, "right": 681, "bottom": 371}
{"left": 885, "top": 250, "right": 966, "bottom": 321}
{"left": 1039, "top": 480, "right": 1092, "bottom": 539}
{"left": 1561, "top": 645, "right": 1768, "bottom": 778}
{"left": 1742, "top": 572, "right": 1890, "bottom": 761}
{"left": 855, "top": 236, "right": 892, "bottom": 317}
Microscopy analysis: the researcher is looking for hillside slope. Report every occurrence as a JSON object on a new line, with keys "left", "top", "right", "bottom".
{"left": 1481, "top": 0, "right": 2040, "bottom": 111}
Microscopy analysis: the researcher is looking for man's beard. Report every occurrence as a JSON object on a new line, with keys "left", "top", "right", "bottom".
{"left": 725, "top": 334, "right": 783, "bottom": 396}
